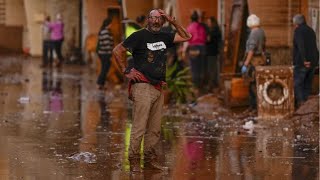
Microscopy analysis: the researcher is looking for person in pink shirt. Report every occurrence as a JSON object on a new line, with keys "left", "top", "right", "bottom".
{"left": 49, "top": 13, "right": 64, "bottom": 67}
{"left": 185, "top": 11, "right": 207, "bottom": 95}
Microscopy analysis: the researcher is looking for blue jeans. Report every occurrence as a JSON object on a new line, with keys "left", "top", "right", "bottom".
{"left": 249, "top": 81, "right": 257, "bottom": 109}
{"left": 188, "top": 45, "right": 206, "bottom": 88}
{"left": 207, "top": 55, "right": 220, "bottom": 88}
{"left": 245, "top": 65, "right": 257, "bottom": 109}
{"left": 42, "top": 40, "right": 53, "bottom": 65}
{"left": 294, "top": 66, "right": 315, "bottom": 106}
{"left": 52, "top": 39, "right": 64, "bottom": 62}
{"left": 97, "top": 54, "right": 112, "bottom": 86}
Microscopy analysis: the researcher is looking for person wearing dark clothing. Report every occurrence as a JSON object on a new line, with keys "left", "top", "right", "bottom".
{"left": 41, "top": 16, "right": 53, "bottom": 68}
{"left": 185, "top": 11, "right": 207, "bottom": 94}
{"left": 292, "top": 14, "right": 319, "bottom": 108}
{"left": 123, "top": 17, "right": 144, "bottom": 71}
{"left": 96, "top": 18, "right": 114, "bottom": 90}
{"left": 49, "top": 13, "right": 64, "bottom": 67}
{"left": 205, "top": 16, "right": 222, "bottom": 90}
{"left": 113, "top": 9, "right": 191, "bottom": 173}
{"left": 136, "top": 15, "right": 146, "bottom": 28}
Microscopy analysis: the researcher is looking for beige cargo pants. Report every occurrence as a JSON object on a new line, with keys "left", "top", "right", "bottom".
{"left": 129, "top": 83, "right": 164, "bottom": 160}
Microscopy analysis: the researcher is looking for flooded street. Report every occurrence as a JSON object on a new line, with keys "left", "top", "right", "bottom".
{"left": 0, "top": 55, "right": 318, "bottom": 180}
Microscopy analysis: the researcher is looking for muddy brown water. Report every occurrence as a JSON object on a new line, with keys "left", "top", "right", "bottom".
{"left": 0, "top": 55, "right": 318, "bottom": 179}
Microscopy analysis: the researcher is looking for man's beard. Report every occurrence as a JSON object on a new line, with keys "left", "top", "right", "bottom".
{"left": 148, "top": 23, "right": 161, "bottom": 33}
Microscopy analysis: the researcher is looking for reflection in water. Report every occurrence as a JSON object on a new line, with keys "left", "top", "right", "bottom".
{"left": 80, "top": 94, "right": 101, "bottom": 153}
{"left": 292, "top": 123, "right": 319, "bottom": 180}
{"left": 183, "top": 122, "right": 205, "bottom": 171}
{"left": 0, "top": 56, "right": 318, "bottom": 179}
{"left": 172, "top": 120, "right": 218, "bottom": 180}
{"left": 42, "top": 70, "right": 63, "bottom": 113}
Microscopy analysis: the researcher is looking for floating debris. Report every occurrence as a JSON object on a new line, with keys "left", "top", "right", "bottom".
{"left": 67, "top": 152, "right": 97, "bottom": 164}
{"left": 18, "top": 96, "right": 30, "bottom": 103}
{"left": 242, "top": 121, "right": 254, "bottom": 134}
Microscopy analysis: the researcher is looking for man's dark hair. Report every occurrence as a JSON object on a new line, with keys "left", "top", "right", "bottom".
{"left": 191, "top": 11, "right": 199, "bottom": 22}
{"left": 209, "top": 16, "right": 218, "bottom": 26}
{"left": 136, "top": 15, "right": 146, "bottom": 24}
{"left": 100, "top": 17, "right": 112, "bottom": 31}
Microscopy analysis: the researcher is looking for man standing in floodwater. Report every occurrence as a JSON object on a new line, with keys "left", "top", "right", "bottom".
{"left": 292, "top": 14, "right": 319, "bottom": 108}
{"left": 113, "top": 9, "right": 191, "bottom": 172}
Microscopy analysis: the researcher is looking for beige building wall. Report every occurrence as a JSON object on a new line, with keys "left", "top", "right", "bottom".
{"left": 84, "top": 0, "right": 119, "bottom": 36}
{"left": 45, "top": 0, "right": 80, "bottom": 56}
{"left": 23, "top": 0, "right": 45, "bottom": 56}
{"left": 246, "top": 0, "right": 319, "bottom": 48}
{"left": 0, "top": 0, "right": 26, "bottom": 52}
{"left": 20, "top": 0, "right": 80, "bottom": 56}
{"left": 247, "top": 0, "right": 296, "bottom": 47}
{"left": 5, "top": 0, "right": 25, "bottom": 26}
{"left": 177, "top": 0, "right": 218, "bottom": 27}
{"left": 125, "top": 0, "right": 153, "bottom": 21}
{"left": 0, "top": 25, "right": 23, "bottom": 52}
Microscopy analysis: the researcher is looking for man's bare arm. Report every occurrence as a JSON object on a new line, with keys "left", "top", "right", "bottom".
{"left": 112, "top": 43, "right": 127, "bottom": 73}
{"left": 244, "top": 50, "right": 254, "bottom": 66}
{"left": 172, "top": 21, "right": 192, "bottom": 43}
{"left": 112, "top": 43, "right": 144, "bottom": 81}
{"left": 158, "top": 9, "right": 191, "bottom": 43}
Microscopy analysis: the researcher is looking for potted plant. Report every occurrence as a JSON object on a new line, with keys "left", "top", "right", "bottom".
{"left": 164, "top": 61, "right": 193, "bottom": 104}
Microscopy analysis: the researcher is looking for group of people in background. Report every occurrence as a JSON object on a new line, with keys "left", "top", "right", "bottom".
{"left": 240, "top": 13, "right": 319, "bottom": 113}
{"left": 41, "top": 13, "right": 64, "bottom": 68}
{"left": 92, "top": 8, "right": 319, "bottom": 173}
{"left": 94, "top": 10, "right": 223, "bottom": 95}
{"left": 183, "top": 10, "right": 222, "bottom": 96}
{"left": 94, "top": 9, "right": 318, "bottom": 112}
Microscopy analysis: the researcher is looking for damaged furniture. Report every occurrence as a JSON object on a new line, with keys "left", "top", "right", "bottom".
{"left": 255, "top": 66, "right": 294, "bottom": 119}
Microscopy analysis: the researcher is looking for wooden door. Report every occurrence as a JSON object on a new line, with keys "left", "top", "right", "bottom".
{"left": 221, "top": 0, "right": 250, "bottom": 107}
{"left": 108, "top": 7, "right": 123, "bottom": 46}
{"left": 222, "top": 0, "right": 248, "bottom": 74}
{"left": 106, "top": 6, "right": 123, "bottom": 84}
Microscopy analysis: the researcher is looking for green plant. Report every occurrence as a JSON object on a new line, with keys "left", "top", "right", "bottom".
{"left": 165, "top": 61, "right": 193, "bottom": 104}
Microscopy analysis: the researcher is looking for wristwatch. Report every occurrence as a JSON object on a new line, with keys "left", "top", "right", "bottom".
{"left": 123, "top": 68, "right": 131, "bottom": 75}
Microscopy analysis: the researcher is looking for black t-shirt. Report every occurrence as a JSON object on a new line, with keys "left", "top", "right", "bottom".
{"left": 123, "top": 28, "right": 175, "bottom": 84}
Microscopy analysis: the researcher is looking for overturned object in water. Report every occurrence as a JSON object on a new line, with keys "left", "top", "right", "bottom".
{"left": 67, "top": 152, "right": 97, "bottom": 164}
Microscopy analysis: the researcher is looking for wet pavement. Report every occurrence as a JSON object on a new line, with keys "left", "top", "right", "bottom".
{"left": 0, "top": 55, "right": 318, "bottom": 180}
